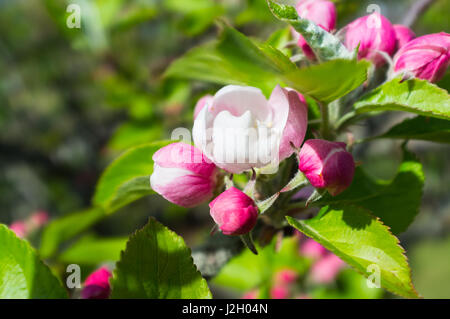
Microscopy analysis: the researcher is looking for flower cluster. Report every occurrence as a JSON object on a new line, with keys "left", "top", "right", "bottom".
{"left": 292, "top": 0, "right": 449, "bottom": 82}
{"left": 150, "top": 0, "right": 449, "bottom": 239}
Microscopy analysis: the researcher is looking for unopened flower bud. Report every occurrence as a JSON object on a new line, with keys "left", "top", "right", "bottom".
{"left": 81, "top": 267, "right": 112, "bottom": 299}
{"left": 209, "top": 187, "right": 258, "bottom": 236}
{"left": 393, "top": 24, "right": 415, "bottom": 50}
{"left": 344, "top": 13, "right": 396, "bottom": 66}
{"left": 150, "top": 143, "right": 218, "bottom": 208}
{"left": 293, "top": 0, "right": 337, "bottom": 60}
{"left": 298, "top": 139, "right": 355, "bottom": 196}
{"left": 310, "top": 254, "right": 345, "bottom": 284}
{"left": 274, "top": 269, "right": 298, "bottom": 285}
{"left": 300, "top": 239, "right": 327, "bottom": 259}
{"left": 393, "top": 32, "right": 450, "bottom": 83}
{"left": 270, "top": 285, "right": 290, "bottom": 299}
{"left": 9, "top": 221, "right": 27, "bottom": 238}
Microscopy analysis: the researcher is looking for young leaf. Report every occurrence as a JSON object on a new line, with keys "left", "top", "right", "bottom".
{"left": 354, "top": 78, "right": 450, "bottom": 120}
{"left": 165, "top": 26, "right": 296, "bottom": 96}
{"left": 93, "top": 140, "right": 173, "bottom": 213}
{"left": 286, "top": 205, "right": 419, "bottom": 298}
{"left": 267, "top": 0, "right": 353, "bottom": 61}
{"left": 315, "top": 148, "right": 424, "bottom": 234}
{"left": 110, "top": 217, "right": 212, "bottom": 299}
{"left": 0, "top": 224, "right": 67, "bottom": 298}
{"left": 40, "top": 207, "right": 105, "bottom": 259}
{"left": 371, "top": 116, "right": 450, "bottom": 143}
{"left": 283, "top": 59, "right": 370, "bottom": 103}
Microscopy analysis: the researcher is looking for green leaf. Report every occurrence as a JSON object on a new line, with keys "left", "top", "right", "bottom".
{"left": 93, "top": 140, "right": 173, "bottom": 213}
{"left": 59, "top": 236, "right": 128, "bottom": 265}
{"left": 284, "top": 59, "right": 369, "bottom": 103}
{"left": 165, "top": 26, "right": 295, "bottom": 96}
{"left": 110, "top": 218, "right": 212, "bottom": 299}
{"left": 108, "top": 122, "right": 163, "bottom": 151}
{"left": 286, "top": 205, "right": 419, "bottom": 298}
{"left": 0, "top": 224, "right": 67, "bottom": 298}
{"left": 372, "top": 116, "right": 450, "bottom": 143}
{"left": 40, "top": 207, "right": 105, "bottom": 259}
{"left": 267, "top": 0, "right": 353, "bottom": 61}
{"left": 354, "top": 78, "right": 450, "bottom": 120}
{"left": 316, "top": 148, "right": 424, "bottom": 234}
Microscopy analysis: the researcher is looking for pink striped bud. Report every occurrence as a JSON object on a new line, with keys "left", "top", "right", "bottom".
{"left": 274, "top": 269, "right": 298, "bottom": 285}
{"left": 242, "top": 289, "right": 259, "bottom": 299}
{"left": 193, "top": 94, "right": 213, "bottom": 120}
{"left": 299, "top": 139, "right": 355, "bottom": 196}
{"left": 310, "top": 254, "right": 345, "bottom": 284}
{"left": 393, "top": 32, "right": 450, "bottom": 83}
{"left": 293, "top": 0, "right": 337, "bottom": 60}
{"left": 344, "top": 13, "right": 396, "bottom": 66}
{"left": 150, "top": 143, "right": 218, "bottom": 208}
{"left": 393, "top": 24, "right": 415, "bottom": 50}
{"left": 81, "top": 267, "right": 112, "bottom": 299}
{"left": 209, "top": 187, "right": 258, "bottom": 236}
{"left": 30, "top": 211, "right": 49, "bottom": 227}
{"left": 300, "top": 239, "right": 327, "bottom": 259}
{"left": 270, "top": 285, "right": 290, "bottom": 299}
{"left": 9, "top": 221, "right": 27, "bottom": 238}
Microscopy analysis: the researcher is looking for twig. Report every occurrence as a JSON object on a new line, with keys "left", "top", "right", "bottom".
{"left": 402, "top": 0, "right": 436, "bottom": 28}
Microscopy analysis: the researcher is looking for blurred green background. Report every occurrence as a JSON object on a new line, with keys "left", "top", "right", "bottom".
{"left": 0, "top": 0, "right": 449, "bottom": 298}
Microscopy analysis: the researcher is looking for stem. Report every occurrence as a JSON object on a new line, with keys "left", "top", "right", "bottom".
{"left": 402, "top": 0, "right": 436, "bottom": 28}
{"left": 319, "top": 101, "right": 331, "bottom": 140}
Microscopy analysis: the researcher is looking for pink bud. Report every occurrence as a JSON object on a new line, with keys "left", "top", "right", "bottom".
{"left": 393, "top": 24, "right": 415, "bottom": 50}
{"left": 193, "top": 94, "right": 213, "bottom": 120}
{"left": 294, "top": 0, "right": 337, "bottom": 60}
{"left": 9, "top": 221, "right": 27, "bottom": 238}
{"left": 30, "top": 211, "right": 49, "bottom": 227}
{"left": 393, "top": 32, "right": 450, "bottom": 83}
{"left": 274, "top": 269, "right": 298, "bottom": 285}
{"left": 209, "top": 187, "right": 258, "bottom": 236}
{"left": 344, "top": 13, "right": 396, "bottom": 66}
{"left": 298, "top": 139, "right": 355, "bottom": 196}
{"left": 150, "top": 142, "right": 218, "bottom": 208}
{"left": 310, "top": 254, "right": 345, "bottom": 284}
{"left": 81, "top": 267, "right": 112, "bottom": 299}
{"left": 300, "top": 239, "right": 327, "bottom": 259}
{"left": 270, "top": 285, "right": 290, "bottom": 299}
{"left": 242, "top": 289, "right": 259, "bottom": 299}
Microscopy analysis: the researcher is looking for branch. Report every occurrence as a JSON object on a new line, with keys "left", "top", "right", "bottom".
{"left": 401, "top": 0, "right": 436, "bottom": 28}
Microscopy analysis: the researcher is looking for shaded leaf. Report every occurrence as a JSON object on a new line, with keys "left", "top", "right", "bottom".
{"left": 372, "top": 116, "right": 450, "bottom": 143}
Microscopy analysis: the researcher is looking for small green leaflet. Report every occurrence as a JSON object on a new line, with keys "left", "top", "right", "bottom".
{"left": 287, "top": 205, "right": 419, "bottom": 298}
{"left": 267, "top": 0, "right": 353, "bottom": 61}
{"left": 110, "top": 218, "right": 212, "bottom": 299}
{"left": 354, "top": 78, "right": 450, "bottom": 120}
{"left": 0, "top": 225, "right": 67, "bottom": 299}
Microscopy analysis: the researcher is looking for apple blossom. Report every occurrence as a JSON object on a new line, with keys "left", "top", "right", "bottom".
{"left": 344, "top": 13, "right": 396, "bottom": 66}
{"left": 150, "top": 142, "right": 218, "bottom": 207}
{"left": 193, "top": 85, "right": 307, "bottom": 174}
{"left": 293, "top": 0, "right": 337, "bottom": 60}
{"left": 81, "top": 267, "right": 112, "bottom": 299}
{"left": 393, "top": 32, "right": 450, "bottom": 83}
{"left": 274, "top": 269, "right": 298, "bottom": 285}
{"left": 300, "top": 238, "right": 327, "bottom": 259}
{"left": 298, "top": 139, "right": 355, "bottom": 196}
{"left": 209, "top": 187, "right": 258, "bottom": 236}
